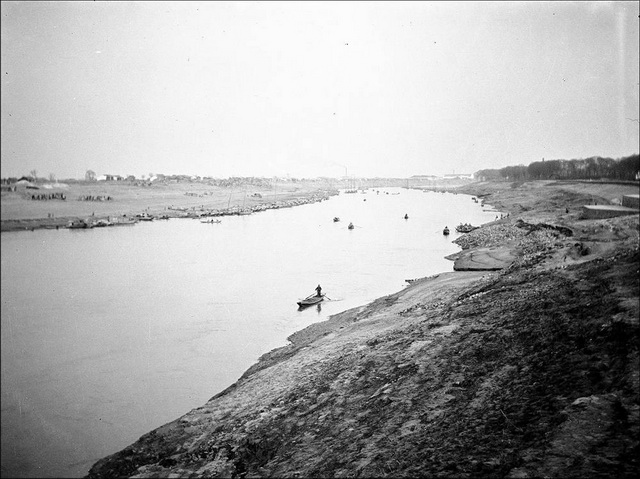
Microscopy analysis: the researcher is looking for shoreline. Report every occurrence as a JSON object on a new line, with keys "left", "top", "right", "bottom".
{"left": 1, "top": 182, "right": 340, "bottom": 232}
{"left": 63, "top": 180, "right": 639, "bottom": 477}
{"left": 0, "top": 178, "right": 483, "bottom": 232}
{"left": 0, "top": 192, "right": 336, "bottom": 232}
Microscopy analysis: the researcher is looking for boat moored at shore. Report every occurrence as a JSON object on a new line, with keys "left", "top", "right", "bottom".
{"left": 456, "top": 223, "right": 478, "bottom": 233}
{"left": 67, "top": 219, "right": 92, "bottom": 229}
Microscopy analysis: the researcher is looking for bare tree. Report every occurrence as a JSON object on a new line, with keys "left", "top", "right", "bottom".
{"left": 85, "top": 170, "right": 96, "bottom": 182}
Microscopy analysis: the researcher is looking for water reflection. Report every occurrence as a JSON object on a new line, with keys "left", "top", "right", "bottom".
{"left": 296, "top": 302, "right": 322, "bottom": 313}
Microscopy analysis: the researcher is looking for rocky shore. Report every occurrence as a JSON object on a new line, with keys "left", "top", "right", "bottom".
{"left": 86, "top": 180, "right": 639, "bottom": 478}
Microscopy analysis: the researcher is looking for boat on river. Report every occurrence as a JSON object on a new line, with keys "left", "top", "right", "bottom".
{"left": 456, "top": 223, "right": 478, "bottom": 233}
{"left": 67, "top": 219, "right": 92, "bottom": 229}
{"left": 443, "top": 226, "right": 450, "bottom": 235}
{"left": 297, "top": 294, "right": 325, "bottom": 308}
{"left": 111, "top": 217, "right": 138, "bottom": 226}
{"left": 91, "top": 219, "right": 112, "bottom": 227}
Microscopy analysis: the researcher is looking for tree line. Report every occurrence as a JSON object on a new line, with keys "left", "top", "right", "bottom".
{"left": 475, "top": 154, "right": 639, "bottom": 182}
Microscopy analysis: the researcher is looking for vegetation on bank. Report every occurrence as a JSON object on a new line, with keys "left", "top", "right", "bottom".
{"left": 476, "top": 153, "right": 639, "bottom": 182}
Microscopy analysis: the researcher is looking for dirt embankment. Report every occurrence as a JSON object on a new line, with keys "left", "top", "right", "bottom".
{"left": 87, "top": 180, "right": 639, "bottom": 479}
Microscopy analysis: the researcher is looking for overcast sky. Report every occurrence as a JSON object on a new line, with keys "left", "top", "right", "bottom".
{"left": 1, "top": 1, "right": 638, "bottom": 179}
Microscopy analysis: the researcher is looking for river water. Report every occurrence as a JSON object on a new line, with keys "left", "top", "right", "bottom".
{"left": 1, "top": 188, "right": 498, "bottom": 478}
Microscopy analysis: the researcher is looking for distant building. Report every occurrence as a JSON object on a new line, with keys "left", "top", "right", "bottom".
{"left": 443, "top": 173, "right": 474, "bottom": 179}
{"left": 14, "top": 179, "right": 38, "bottom": 190}
{"left": 581, "top": 205, "right": 637, "bottom": 219}
{"left": 99, "top": 174, "right": 125, "bottom": 181}
{"left": 410, "top": 175, "right": 440, "bottom": 180}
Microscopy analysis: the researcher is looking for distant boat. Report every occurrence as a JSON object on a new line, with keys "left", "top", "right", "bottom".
{"left": 333, "top": 217, "right": 340, "bottom": 222}
{"left": 348, "top": 222, "right": 355, "bottom": 230}
{"left": 91, "top": 219, "right": 112, "bottom": 227}
{"left": 297, "top": 294, "right": 325, "bottom": 308}
{"left": 67, "top": 219, "right": 92, "bottom": 229}
{"left": 456, "top": 223, "right": 478, "bottom": 233}
{"left": 201, "top": 219, "right": 222, "bottom": 224}
{"left": 111, "top": 217, "right": 137, "bottom": 226}
{"left": 136, "top": 213, "right": 154, "bottom": 221}
{"left": 443, "top": 226, "right": 450, "bottom": 235}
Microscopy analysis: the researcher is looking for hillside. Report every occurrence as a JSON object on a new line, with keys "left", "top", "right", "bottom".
{"left": 86, "top": 180, "right": 639, "bottom": 478}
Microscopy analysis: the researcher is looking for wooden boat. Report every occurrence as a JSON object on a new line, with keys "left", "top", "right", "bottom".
{"left": 443, "top": 226, "right": 450, "bottom": 235}
{"left": 136, "top": 213, "right": 154, "bottom": 221}
{"left": 91, "top": 219, "right": 112, "bottom": 227}
{"left": 297, "top": 294, "right": 325, "bottom": 308}
{"left": 333, "top": 217, "right": 340, "bottom": 222}
{"left": 67, "top": 219, "right": 92, "bottom": 229}
{"left": 348, "top": 222, "right": 354, "bottom": 230}
{"left": 456, "top": 223, "right": 478, "bottom": 233}
{"left": 201, "top": 219, "right": 222, "bottom": 224}
{"left": 111, "top": 217, "right": 138, "bottom": 226}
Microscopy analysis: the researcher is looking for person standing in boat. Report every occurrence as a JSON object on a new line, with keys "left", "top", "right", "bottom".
{"left": 315, "top": 284, "right": 322, "bottom": 297}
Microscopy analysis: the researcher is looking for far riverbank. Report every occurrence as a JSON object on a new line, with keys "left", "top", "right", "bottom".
{"left": 1, "top": 177, "right": 480, "bottom": 232}
{"left": 0, "top": 180, "right": 339, "bottom": 232}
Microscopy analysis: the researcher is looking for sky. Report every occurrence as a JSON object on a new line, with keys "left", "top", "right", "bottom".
{"left": 1, "top": 1, "right": 639, "bottom": 180}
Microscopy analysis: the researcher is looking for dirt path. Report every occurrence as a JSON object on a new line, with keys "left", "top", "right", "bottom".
{"left": 85, "top": 180, "right": 639, "bottom": 479}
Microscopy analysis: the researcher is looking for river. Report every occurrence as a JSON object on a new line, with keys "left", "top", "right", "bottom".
{"left": 1, "top": 188, "right": 499, "bottom": 478}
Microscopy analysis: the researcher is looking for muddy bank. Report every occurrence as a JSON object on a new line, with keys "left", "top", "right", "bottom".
{"left": 86, "top": 180, "right": 639, "bottom": 478}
